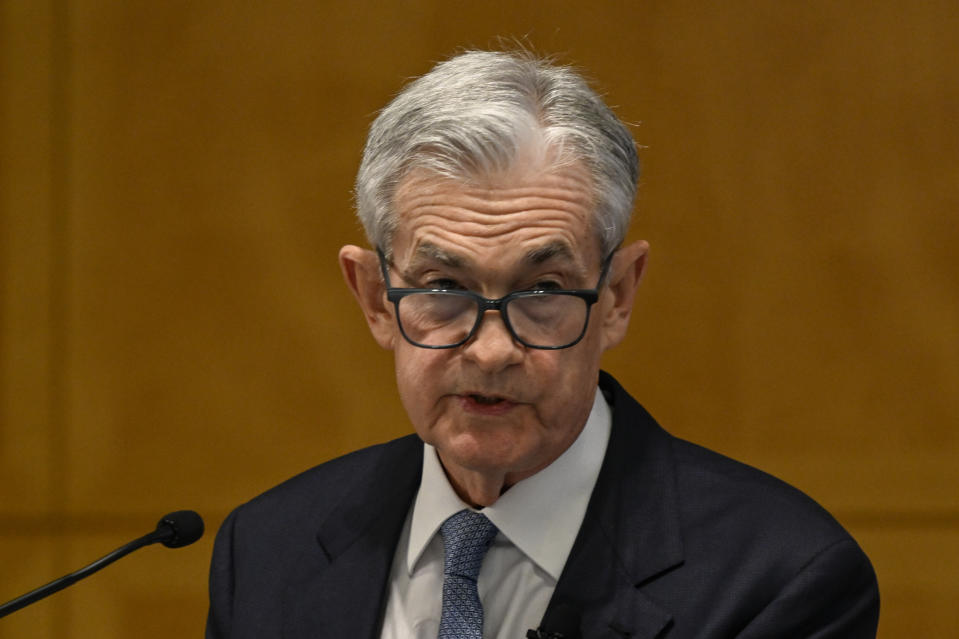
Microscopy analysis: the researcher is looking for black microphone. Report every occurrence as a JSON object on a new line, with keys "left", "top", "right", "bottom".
{"left": 0, "top": 510, "right": 204, "bottom": 619}
{"left": 526, "top": 603, "right": 582, "bottom": 639}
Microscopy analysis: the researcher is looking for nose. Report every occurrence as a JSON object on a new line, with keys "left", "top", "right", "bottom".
{"left": 461, "top": 310, "right": 524, "bottom": 372}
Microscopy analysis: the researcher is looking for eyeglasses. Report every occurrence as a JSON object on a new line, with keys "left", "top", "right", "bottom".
{"left": 377, "top": 248, "right": 614, "bottom": 350}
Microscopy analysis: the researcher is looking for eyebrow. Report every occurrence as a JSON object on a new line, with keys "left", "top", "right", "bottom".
{"left": 411, "top": 242, "right": 465, "bottom": 269}
{"left": 524, "top": 241, "right": 575, "bottom": 265}
{"left": 410, "top": 240, "right": 576, "bottom": 269}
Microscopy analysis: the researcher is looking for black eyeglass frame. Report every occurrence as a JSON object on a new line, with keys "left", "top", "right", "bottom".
{"left": 376, "top": 248, "right": 615, "bottom": 350}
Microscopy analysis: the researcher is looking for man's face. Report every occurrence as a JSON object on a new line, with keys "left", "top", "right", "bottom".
{"left": 380, "top": 164, "right": 620, "bottom": 492}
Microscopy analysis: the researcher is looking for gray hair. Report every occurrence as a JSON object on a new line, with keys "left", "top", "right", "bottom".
{"left": 354, "top": 50, "right": 639, "bottom": 259}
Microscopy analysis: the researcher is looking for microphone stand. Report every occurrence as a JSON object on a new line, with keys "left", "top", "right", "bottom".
{"left": 0, "top": 510, "right": 202, "bottom": 619}
{"left": 0, "top": 528, "right": 166, "bottom": 619}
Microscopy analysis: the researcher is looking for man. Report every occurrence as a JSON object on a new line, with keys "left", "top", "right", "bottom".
{"left": 207, "top": 50, "right": 879, "bottom": 638}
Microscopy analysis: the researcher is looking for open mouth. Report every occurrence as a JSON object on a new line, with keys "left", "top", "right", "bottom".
{"left": 459, "top": 393, "right": 518, "bottom": 413}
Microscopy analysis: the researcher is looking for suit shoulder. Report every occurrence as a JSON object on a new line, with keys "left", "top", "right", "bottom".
{"left": 666, "top": 438, "right": 878, "bottom": 633}
{"left": 231, "top": 434, "right": 421, "bottom": 530}
{"left": 670, "top": 435, "right": 855, "bottom": 555}
{"left": 604, "top": 372, "right": 848, "bottom": 542}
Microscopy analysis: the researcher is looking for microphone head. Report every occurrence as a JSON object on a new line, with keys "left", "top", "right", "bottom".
{"left": 155, "top": 510, "right": 205, "bottom": 548}
{"left": 539, "top": 603, "right": 581, "bottom": 639}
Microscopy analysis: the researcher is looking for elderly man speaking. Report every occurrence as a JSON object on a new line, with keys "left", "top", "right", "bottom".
{"left": 206, "top": 50, "right": 879, "bottom": 639}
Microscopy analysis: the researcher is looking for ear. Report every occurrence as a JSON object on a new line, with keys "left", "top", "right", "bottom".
{"left": 599, "top": 240, "right": 649, "bottom": 352}
{"left": 338, "top": 245, "right": 397, "bottom": 350}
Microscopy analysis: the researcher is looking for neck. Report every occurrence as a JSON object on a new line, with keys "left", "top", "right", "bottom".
{"left": 437, "top": 455, "right": 554, "bottom": 508}
{"left": 444, "top": 469, "right": 509, "bottom": 508}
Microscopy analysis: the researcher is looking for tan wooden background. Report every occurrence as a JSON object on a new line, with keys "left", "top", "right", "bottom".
{"left": 2, "top": 1, "right": 957, "bottom": 636}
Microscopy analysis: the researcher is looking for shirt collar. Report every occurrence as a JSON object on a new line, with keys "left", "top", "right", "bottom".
{"left": 406, "top": 388, "right": 612, "bottom": 580}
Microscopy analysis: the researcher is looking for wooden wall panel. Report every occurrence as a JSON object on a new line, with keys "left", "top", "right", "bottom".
{"left": 0, "top": 538, "right": 59, "bottom": 638}
{"left": 0, "top": 0, "right": 58, "bottom": 517}
{"left": 0, "top": 4, "right": 67, "bottom": 636}
{"left": 61, "top": 1, "right": 415, "bottom": 520}
{"left": 855, "top": 527, "right": 959, "bottom": 637}
{"left": 57, "top": 533, "right": 207, "bottom": 638}
{"left": 1, "top": 1, "right": 956, "bottom": 635}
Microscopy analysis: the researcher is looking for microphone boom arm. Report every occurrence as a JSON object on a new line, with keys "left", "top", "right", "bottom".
{"left": 0, "top": 510, "right": 203, "bottom": 619}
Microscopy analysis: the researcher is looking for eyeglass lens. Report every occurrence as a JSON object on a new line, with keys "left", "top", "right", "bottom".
{"left": 396, "top": 292, "right": 588, "bottom": 348}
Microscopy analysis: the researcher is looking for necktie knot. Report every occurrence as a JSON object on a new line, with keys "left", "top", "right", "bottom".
{"left": 441, "top": 509, "right": 498, "bottom": 579}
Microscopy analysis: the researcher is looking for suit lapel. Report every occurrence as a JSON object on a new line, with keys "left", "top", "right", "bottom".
{"left": 546, "top": 372, "right": 684, "bottom": 638}
{"left": 282, "top": 437, "right": 423, "bottom": 639}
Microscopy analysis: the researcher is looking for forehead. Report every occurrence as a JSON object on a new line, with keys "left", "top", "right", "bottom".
{"left": 391, "top": 165, "right": 601, "bottom": 269}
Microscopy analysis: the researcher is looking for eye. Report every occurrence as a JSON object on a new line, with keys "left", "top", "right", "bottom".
{"left": 528, "top": 279, "right": 563, "bottom": 292}
{"left": 424, "top": 277, "right": 465, "bottom": 291}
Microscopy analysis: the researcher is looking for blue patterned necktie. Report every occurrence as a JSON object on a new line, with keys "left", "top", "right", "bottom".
{"left": 437, "top": 509, "right": 499, "bottom": 639}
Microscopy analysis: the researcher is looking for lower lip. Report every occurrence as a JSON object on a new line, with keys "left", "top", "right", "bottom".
{"left": 458, "top": 395, "right": 519, "bottom": 416}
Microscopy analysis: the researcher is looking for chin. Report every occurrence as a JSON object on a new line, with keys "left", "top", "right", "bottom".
{"left": 445, "top": 432, "right": 540, "bottom": 474}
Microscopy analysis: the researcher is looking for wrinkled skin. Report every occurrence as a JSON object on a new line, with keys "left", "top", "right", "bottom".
{"left": 340, "top": 164, "right": 648, "bottom": 507}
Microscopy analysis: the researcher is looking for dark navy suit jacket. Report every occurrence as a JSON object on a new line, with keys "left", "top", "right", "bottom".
{"left": 206, "top": 372, "right": 879, "bottom": 638}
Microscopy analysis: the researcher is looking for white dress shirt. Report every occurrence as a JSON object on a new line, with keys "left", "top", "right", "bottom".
{"left": 380, "top": 389, "right": 612, "bottom": 639}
